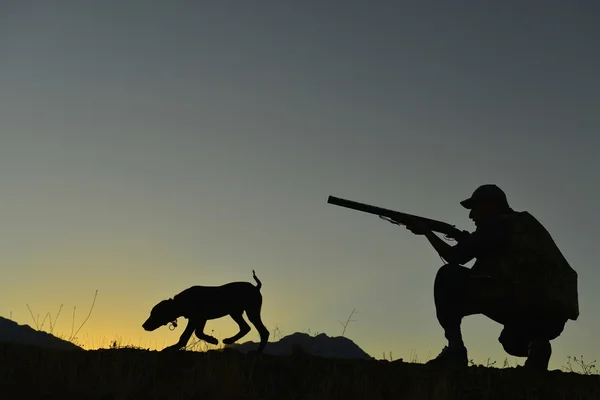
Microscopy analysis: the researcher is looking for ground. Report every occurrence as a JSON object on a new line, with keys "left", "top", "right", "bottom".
{"left": 2, "top": 342, "right": 600, "bottom": 400}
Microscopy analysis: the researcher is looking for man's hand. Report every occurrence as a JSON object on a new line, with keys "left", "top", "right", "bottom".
{"left": 404, "top": 217, "right": 430, "bottom": 235}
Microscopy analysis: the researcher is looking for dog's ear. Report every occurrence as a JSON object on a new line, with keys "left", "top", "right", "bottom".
{"left": 165, "top": 298, "right": 177, "bottom": 313}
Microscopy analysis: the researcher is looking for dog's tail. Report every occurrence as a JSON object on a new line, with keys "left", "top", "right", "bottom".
{"left": 252, "top": 270, "right": 262, "bottom": 291}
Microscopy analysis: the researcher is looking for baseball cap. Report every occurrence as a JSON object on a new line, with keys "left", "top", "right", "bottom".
{"left": 460, "top": 184, "right": 509, "bottom": 209}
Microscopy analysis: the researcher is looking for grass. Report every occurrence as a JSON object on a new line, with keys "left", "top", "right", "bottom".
{"left": 3, "top": 297, "right": 600, "bottom": 399}
{"left": 2, "top": 342, "right": 600, "bottom": 400}
{"left": 23, "top": 289, "right": 99, "bottom": 347}
{"left": 562, "top": 355, "right": 599, "bottom": 375}
{"left": 8, "top": 296, "right": 600, "bottom": 375}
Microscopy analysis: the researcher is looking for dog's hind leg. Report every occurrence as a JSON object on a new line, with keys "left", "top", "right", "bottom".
{"left": 194, "top": 319, "right": 218, "bottom": 345}
{"left": 222, "top": 312, "right": 251, "bottom": 345}
{"left": 246, "top": 307, "right": 270, "bottom": 353}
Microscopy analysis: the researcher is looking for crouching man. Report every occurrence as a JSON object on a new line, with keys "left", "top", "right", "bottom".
{"left": 405, "top": 184, "right": 579, "bottom": 370}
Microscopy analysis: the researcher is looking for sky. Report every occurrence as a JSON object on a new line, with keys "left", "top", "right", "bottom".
{"left": 1, "top": 1, "right": 598, "bottom": 369}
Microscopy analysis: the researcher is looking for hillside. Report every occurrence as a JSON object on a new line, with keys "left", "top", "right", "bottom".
{"left": 1, "top": 342, "right": 599, "bottom": 400}
{"left": 0, "top": 316, "right": 82, "bottom": 351}
{"left": 229, "top": 332, "right": 374, "bottom": 360}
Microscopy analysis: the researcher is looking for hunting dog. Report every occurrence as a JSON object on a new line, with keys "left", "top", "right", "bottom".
{"left": 142, "top": 270, "right": 270, "bottom": 353}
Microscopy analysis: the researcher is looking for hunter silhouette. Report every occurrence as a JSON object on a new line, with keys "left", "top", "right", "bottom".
{"left": 405, "top": 184, "right": 579, "bottom": 370}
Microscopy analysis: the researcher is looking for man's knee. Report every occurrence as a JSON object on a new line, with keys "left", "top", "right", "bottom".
{"left": 434, "top": 264, "right": 468, "bottom": 291}
{"left": 499, "top": 328, "right": 529, "bottom": 357}
{"left": 499, "top": 319, "right": 567, "bottom": 357}
{"left": 434, "top": 264, "right": 472, "bottom": 316}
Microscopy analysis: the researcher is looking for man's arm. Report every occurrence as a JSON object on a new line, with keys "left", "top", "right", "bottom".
{"left": 423, "top": 230, "right": 476, "bottom": 265}
{"left": 405, "top": 217, "right": 477, "bottom": 264}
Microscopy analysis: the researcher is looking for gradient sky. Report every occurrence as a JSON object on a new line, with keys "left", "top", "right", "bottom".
{"left": 1, "top": 1, "right": 598, "bottom": 369}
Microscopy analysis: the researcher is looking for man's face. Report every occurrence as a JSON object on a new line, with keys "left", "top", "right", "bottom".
{"left": 468, "top": 202, "right": 497, "bottom": 227}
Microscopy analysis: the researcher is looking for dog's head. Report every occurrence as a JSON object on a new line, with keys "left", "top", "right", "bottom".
{"left": 142, "top": 298, "right": 179, "bottom": 331}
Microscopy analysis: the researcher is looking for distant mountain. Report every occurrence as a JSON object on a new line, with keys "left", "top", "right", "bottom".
{"left": 229, "top": 332, "right": 374, "bottom": 360}
{"left": 0, "top": 317, "right": 82, "bottom": 351}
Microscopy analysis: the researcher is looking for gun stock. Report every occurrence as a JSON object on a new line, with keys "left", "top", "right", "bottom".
{"left": 327, "top": 195, "right": 466, "bottom": 240}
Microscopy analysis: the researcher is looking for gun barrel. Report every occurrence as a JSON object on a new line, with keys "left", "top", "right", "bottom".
{"left": 327, "top": 196, "right": 395, "bottom": 217}
{"left": 327, "top": 195, "right": 463, "bottom": 238}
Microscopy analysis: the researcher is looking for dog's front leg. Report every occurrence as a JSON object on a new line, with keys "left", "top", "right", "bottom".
{"left": 194, "top": 319, "right": 218, "bottom": 345}
{"left": 162, "top": 319, "right": 195, "bottom": 352}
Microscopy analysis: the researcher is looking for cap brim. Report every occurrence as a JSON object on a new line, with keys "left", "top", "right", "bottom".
{"left": 460, "top": 198, "right": 474, "bottom": 209}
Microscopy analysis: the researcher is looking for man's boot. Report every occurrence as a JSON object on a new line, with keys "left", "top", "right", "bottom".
{"left": 425, "top": 345, "right": 468, "bottom": 368}
{"left": 524, "top": 340, "right": 551, "bottom": 370}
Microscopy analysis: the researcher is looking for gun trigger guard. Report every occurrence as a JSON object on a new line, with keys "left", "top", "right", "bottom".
{"left": 379, "top": 216, "right": 400, "bottom": 225}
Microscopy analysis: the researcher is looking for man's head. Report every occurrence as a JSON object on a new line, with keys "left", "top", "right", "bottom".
{"left": 460, "top": 184, "right": 511, "bottom": 227}
{"left": 142, "top": 298, "right": 179, "bottom": 331}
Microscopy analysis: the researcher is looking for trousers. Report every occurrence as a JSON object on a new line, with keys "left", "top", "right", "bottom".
{"left": 434, "top": 263, "right": 566, "bottom": 357}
